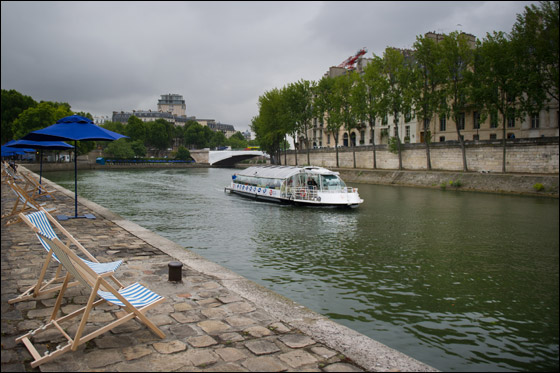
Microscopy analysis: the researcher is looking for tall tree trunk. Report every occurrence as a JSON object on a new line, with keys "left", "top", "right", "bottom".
{"left": 394, "top": 114, "right": 403, "bottom": 170}
{"left": 454, "top": 114, "right": 468, "bottom": 172}
{"left": 424, "top": 118, "right": 432, "bottom": 170}
{"left": 502, "top": 117, "right": 507, "bottom": 173}
{"left": 370, "top": 119, "right": 377, "bottom": 169}
{"left": 306, "top": 135, "right": 311, "bottom": 165}
{"left": 334, "top": 133, "right": 339, "bottom": 168}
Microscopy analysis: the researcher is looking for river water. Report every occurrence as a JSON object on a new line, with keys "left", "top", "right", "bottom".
{"left": 44, "top": 167, "right": 559, "bottom": 372}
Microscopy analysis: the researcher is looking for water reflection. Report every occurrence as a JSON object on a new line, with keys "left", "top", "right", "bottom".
{"left": 44, "top": 168, "right": 559, "bottom": 372}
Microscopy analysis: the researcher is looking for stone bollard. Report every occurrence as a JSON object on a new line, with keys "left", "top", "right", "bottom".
{"left": 168, "top": 261, "right": 183, "bottom": 282}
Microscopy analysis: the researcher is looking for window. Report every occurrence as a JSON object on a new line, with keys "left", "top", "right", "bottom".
{"left": 405, "top": 111, "right": 411, "bottom": 123}
{"left": 531, "top": 114, "right": 540, "bottom": 129}
{"left": 507, "top": 117, "right": 515, "bottom": 128}
{"left": 405, "top": 126, "right": 410, "bottom": 142}
{"left": 473, "top": 134, "right": 479, "bottom": 141}
{"left": 458, "top": 113, "right": 465, "bottom": 130}
{"left": 440, "top": 117, "right": 446, "bottom": 131}
{"left": 490, "top": 112, "right": 498, "bottom": 128}
{"left": 370, "top": 129, "right": 374, "bottom": 144}
{"left": 327, "top": 134, "right": 331, "bottom": 145}
{"left": 360, "top": 130, "right": 365, "bottom": 145}
{"left": 439, "top": 136, "right": 446, "bottom": 142}
{"left": 473, "top": 111, "right": 480, "bottom": 129}
{"left": 490, "top": 133, "right": 497, "bottom": 140}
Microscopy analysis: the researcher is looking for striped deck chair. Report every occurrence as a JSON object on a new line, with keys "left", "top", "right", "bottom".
{"left": 9, "top": 208, "right": 124, "bottom": 304}
{"left": 1, "top": 178, "right": 56, "bottom": 226}
{"left": 16, "top": 229, "right": 165, "bottom": 368}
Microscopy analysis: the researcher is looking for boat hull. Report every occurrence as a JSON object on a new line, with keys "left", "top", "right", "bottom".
{"left": 225, "top": 186, "right": 361, "bottom": 208}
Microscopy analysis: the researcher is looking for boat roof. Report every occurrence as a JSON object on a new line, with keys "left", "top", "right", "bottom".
{"left": 235, "top": 166, "right": 339, "bottom": 180}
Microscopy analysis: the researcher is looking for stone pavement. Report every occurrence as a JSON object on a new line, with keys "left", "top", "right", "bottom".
{"left": 1, "top": 167, "right": 437, "bottom": 372}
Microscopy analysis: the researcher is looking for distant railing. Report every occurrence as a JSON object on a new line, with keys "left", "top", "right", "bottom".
{"left": 104, "top": 159, "right": 195, "bottom": 165}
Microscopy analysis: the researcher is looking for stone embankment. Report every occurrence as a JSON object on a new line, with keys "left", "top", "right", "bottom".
{"left": 337, "top": 168, "right": 559, "bottom": 198}
{"left": 1, "top": 167, "right": 437, "bottom": 372}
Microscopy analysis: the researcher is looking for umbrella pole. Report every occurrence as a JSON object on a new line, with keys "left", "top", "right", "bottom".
{"left": 74, "top": 141, "right": 78, "bottom": 218}
{"left": 39, "top": 150, "right": 43, "bottom": 192}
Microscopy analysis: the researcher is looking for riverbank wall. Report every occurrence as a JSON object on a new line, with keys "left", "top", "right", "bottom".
{"left": 281, "top": 137, "right": 559, "bottom": 174}
{"left": 337, "top": 168, "right": 559, "bottom": 198}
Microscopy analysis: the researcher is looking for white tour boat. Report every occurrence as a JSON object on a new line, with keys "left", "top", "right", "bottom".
{"left": 225, "top": 165, "right": 364, "bottom": 208}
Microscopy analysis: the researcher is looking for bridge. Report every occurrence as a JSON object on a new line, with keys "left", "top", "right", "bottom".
{"left": 189, "top": 149, "right": 268, "bottom": 166}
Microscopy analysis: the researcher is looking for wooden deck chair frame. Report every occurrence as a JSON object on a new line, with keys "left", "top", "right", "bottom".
{"left": 9, "top": 208, "right": 124, "bottom": 304}
{"left": 2, "top": 161, "right": 24, "bottom": 184}
{"left": 20, "top": 171, "right": 57, "bottom": 201}
{"left": 2, "top": 179, "right": 56, "bottom": 225}
{"left": 16, "top": 232, "right": 165, "bottom": 368}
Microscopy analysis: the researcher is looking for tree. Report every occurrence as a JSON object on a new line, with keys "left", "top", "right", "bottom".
{"left": 11, "top": 101, "right": 73, "bottom": 140}
{"left": 104, "top": 138, "right": 134, "bottom": 158}
{"left": 510, "top": 1, "right": 559, "bottom": 105}
{"left": 126, "top": 115, "right": 147, "bottom": 143}
{"left": 333, "top": 71, "right": 360, "bottom": 168}
{"left": 285, "top": 80, "right": 314, "bottom": 165}
{"left": 439, "top": 31, "right": 475, "bottom": 172}
{"left": 411, "top": 34, "right": 445, "bottom": 170}
{"left": 1, "top": 89, "right": 37, "bottom": 144}
{"left": 130, "top": 140, "right": 146, "bottom": 157}
{"left": 357, "top": 56, "right": 387, "bottom": 169}
{"left": 175, "top": 146, "right": 191, "bottom": 160}
{"left": 313, "top": 75, "right": 342, "bottom": 167}
{"left": 252, "top": 88, "right": 290, "bottom": 164}
{"left": 147, "top": 119, "right": 173, "bottom": 155}
{"left": 227, "top": 132, "right": 247, "bottom": 149}
{"left": 472, "top": 31, "right": 524, "bottom": 173}
{"left": 377, "top": 47, "right": 414, "bottom": 170}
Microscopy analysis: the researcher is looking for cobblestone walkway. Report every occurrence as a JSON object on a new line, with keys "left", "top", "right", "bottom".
{"left": 2, "top": 168, "right": 436, "bottom": 372}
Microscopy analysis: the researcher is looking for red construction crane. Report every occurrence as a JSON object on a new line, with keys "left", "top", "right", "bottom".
{"left": 337, "top": 48, "right": 368, "bottom": 70}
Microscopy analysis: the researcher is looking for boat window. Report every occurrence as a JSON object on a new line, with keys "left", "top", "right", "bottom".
{"left": 321, "top": 174, "right": 346, "bottom": 191}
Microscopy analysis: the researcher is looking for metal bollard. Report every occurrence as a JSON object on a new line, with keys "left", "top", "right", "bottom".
{"left": 168, "top": 261, "right": 183, "bottom": 282}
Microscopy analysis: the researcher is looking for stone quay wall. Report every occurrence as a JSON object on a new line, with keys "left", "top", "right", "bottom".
{"left": 282, "top": 137, "right": 559, "bottom": 174}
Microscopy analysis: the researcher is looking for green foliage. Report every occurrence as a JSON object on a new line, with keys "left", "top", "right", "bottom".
{"left": 12, "top": 101, "right": 73, "bottom": 140}
{"left": 510, "top": 1, "right": 559, "bottom": 104}
{"left": 533, "top": 183, "right": 545, "bottom": 192}
{"left": 388, "top": 137, "right": 400, "bottom": 154}
{"left": 175, "top": 146, "right": 191, "bottom": 160}
{"left": 126, "top": 116, "right": 147, "bottom": 143}
{"left": 104, "top": 138, "right": 134, "bottom": 158}
{"left": 1, "top": 89, "right": 37, "bottom": 144}
{"left": 130, "top": 140, "right": 146, "bottom": 157}
{"left": 227, "top": 131, "right": 247, "bottom": 149}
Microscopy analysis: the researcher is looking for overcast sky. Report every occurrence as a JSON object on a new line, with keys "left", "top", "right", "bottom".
{"left": 1, "top": 1, "right": 537, "bottom": 133}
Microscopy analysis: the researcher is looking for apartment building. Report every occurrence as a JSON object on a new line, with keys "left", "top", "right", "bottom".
{"left": 303, "top": 32, "right": 558, "bottom": 150}
{"left": 111, "top": 93, "right": 238, "bottom": 138}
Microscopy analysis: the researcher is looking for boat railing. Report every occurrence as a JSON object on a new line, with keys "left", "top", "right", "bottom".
{"left": 282, "top": 186, "right": 359, "bottom": 201}
{"left": 288, "top": 187, "right": 318, "bottom": 201}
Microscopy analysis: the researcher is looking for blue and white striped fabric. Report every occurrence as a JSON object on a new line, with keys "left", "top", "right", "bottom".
{"left": 25, "top": 210, "right": 123, "bottom": 274}
{"left": 97, "top": 283, "right": 163, "bottom": 308}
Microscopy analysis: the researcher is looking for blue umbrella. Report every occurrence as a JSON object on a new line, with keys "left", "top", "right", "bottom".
{"left": 6, "top": 139, "right": 74, "bottom": 189}
{"left": 2, "top": 144, "right": 35, "bottom": 157}
{"left": 22, "top": 115, "right": 128, "bottom": 220}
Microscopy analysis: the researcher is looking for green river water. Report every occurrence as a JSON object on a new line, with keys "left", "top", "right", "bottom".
{"left": 44, "top": 167, "right": 559, "bottom": 372}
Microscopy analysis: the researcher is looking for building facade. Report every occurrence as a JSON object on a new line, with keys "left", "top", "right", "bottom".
{"left": 157, "top": 93, "right": 187, "bottom": 117}
{"left": 111, "top": 94, "right": 238, "bottom": 137}
{"left": 302, "top": 32, "right": 559, "bottom": 150}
